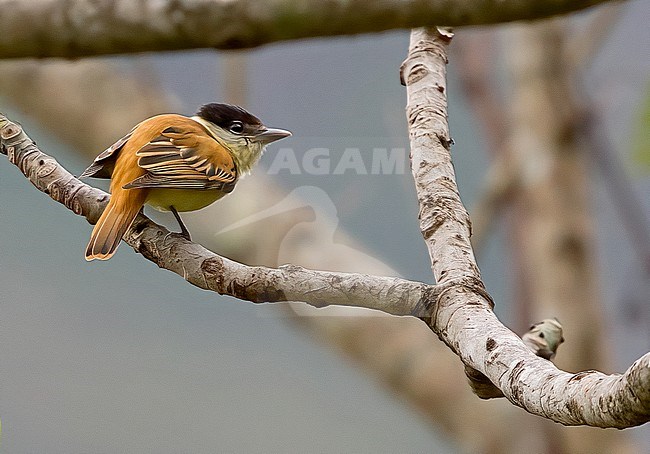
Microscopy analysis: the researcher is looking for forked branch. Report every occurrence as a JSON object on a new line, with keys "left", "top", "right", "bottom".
{"left": 400, "top": 27, "right": 649, "bottom": 428}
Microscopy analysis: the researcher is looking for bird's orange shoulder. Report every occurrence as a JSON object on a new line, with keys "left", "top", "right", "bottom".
{"left": 126, "top": 114, "right": 200, "bottom": 148}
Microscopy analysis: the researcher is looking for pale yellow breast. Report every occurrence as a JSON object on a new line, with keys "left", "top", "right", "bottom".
{"left": 145, "top": 188, "right": 227, "bottom": 212}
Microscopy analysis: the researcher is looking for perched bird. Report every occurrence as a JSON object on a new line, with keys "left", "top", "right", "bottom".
{"left": 80, "top": 103, "right": 291, "bottom": 261}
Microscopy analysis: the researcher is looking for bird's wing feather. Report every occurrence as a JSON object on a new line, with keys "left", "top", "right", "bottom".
{"left": 123, "top": 123, "right": 237, "bottom": 191}
{"left": 79, "top": 128, "right": 135, "bottom": 179}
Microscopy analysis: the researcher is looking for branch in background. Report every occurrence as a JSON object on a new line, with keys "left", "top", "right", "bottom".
{"left": 299, "top": 315, "right": 541, "bottom": 454}
{"left": 452, "top": 31, "right": 507, "bottom": 157}
{"left": 0, "top": 114, "right": 436, "bottom": 316}
{"left": 452, "top": 31, "right": 521, "bottom": 250}
{"left": 583, "top": 109, "right": 650, "bottom": 275}
{"left": 401, "top": 27, "right": 650, "bottom": 428}
{"left": 0, "top": 60, "right": 170, "bottom": 157}
{"left": 0, "top": 0, "right": 619, "bottom": 59}
{"left": 564, "top": 4, "right": 650, "bottom": 276}
{"left": 565, "top": 2, "right": 625, "bottom": 73}
{"left": 467, "top": 152, "right": 521, "bottom": 250}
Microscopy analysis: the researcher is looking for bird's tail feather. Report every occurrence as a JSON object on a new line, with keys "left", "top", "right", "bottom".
{"left": 85, "top": 195, "right": 143, "bottom": 261}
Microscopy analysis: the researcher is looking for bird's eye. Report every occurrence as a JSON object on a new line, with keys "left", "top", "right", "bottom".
{"left": 229, "top": 121, "right": 244, "bottom": 134}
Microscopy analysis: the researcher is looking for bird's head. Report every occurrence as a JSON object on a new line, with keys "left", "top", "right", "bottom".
{"left": 193, "top": 103, "right": 291, "bottom": 174}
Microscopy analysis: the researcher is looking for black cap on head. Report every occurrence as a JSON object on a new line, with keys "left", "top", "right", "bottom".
{"left": 197, "top": 103, "right": 262, "bottom": 129}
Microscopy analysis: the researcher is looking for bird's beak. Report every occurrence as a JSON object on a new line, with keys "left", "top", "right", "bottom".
{"left": 253, "top": 127, "right": 292, "bottom": 145}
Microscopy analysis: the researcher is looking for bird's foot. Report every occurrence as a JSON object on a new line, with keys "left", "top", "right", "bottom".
{"left": 178, "top": 228, "right": 191, "bottom": 242}
{"left": 170, "top": 206, "right": 192, "bottom": 242}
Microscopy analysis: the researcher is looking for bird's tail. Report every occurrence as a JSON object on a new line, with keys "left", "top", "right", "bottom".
{"left": 85, "top": 192, "right": 145, "bottom": 261}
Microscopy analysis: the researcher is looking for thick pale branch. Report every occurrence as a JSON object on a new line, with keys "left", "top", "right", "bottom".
{"left": 401, "top": 27, "right": 649, "bottom": 428}
{"left": 0, "top": 114, "right": 434, "bottom": 316}
{"left": 0, "top": 0, "right": 620, "bottom": 59}
{"left": 401, "top": 28, "right": 483, "bottom": 286}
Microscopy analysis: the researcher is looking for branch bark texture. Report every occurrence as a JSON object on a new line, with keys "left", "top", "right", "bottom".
{"left": 0, "top": 0, "right": 620, "bottom": 59}
{"left": 400, "top": 27, "right": 649, "bottom": 428}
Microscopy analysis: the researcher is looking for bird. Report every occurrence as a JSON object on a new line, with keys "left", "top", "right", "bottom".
{"left": 80, "top": 103, "right": 291, "bottom": 261}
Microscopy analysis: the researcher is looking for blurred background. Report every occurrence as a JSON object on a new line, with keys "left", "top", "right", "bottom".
{"left": 0, "top": 1, "right": 648, "bottom": 452}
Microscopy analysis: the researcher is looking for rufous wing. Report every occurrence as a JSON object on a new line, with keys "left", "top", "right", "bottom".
{"left": 123, "top": 124, "right": 237, "bottom": 191}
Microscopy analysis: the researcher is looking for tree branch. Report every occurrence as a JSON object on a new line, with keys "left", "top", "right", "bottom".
{"left": 0, "top": 113, "right": 435, "bottom": 316}
{"left": 0, "top": 0, "right": 621, "bottom": 59}
{"left": 400, "top": 27, "right": 649, "bottom": 428}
